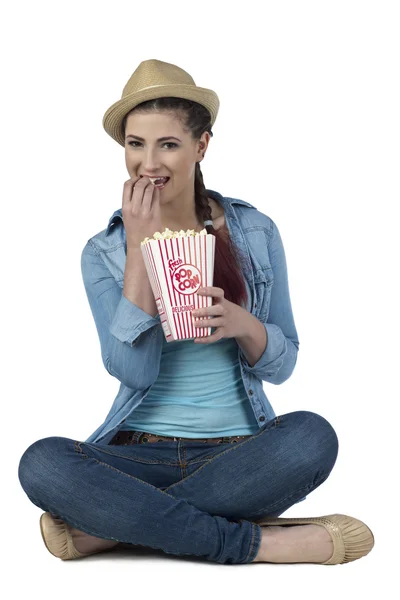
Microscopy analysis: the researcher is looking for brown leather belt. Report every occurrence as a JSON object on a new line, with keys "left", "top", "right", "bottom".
{"left": 109, "top": 430, "right": 252, "bottom": 445}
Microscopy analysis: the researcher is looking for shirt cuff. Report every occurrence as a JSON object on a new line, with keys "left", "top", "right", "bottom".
{"left": 240, "top": 322, "right": 287, "bottom": 377}
{"left": 109, "top": 294, "right": 161, "bottom": 346}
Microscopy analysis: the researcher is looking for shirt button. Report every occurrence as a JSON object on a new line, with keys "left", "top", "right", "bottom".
{"left": 259, "top": 416, "right": 265, "bottom": 422}
{"left": 248, "top": 389, "right": 253, "bottom": 395}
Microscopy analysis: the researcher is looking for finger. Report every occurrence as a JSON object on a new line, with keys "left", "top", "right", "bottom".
{"left": 194, "top": 332, "right": 221, "bottom": 344}
{"left": 141, "top": 178, "right": 157, "bottom": 213}
{"left": 193, "top": 307, "right": 223, "bottom": 318}
{"left": 151, "top": 184, "right": 161, "bottom": 217}
{"left": 194, "top": 323, "right": 224, "bottom": 339}
{"left": 122, "top": 177, "right": 141, "bottom": 210}
{"left": 198, "top": 287, "right": 224, "bottom": 298}
{"left": 193, "top": 316, "right": 219, "bottom": 328}
{"left": 131, "top": 176, "right": 154, "bottom": 212}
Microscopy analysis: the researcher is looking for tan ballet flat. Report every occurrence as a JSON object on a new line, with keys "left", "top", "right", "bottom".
{"left": 39, "top": 512, "right": 115, "bottom": 560}
{"left": 253, "top": 513, "right": 374, "bottom": 565}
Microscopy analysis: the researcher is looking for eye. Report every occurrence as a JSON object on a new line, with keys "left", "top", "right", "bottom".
{"left": 128, "top": 141, "right": 178, "bottom": 149}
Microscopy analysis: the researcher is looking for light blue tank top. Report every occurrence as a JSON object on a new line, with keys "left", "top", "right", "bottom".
{"left": 120, "top": 334, "right": 260, "bottom": 438}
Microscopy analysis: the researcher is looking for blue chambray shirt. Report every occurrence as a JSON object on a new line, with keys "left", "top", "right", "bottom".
{"left": 81, "top": 189, "right": 300, "bottom": 446}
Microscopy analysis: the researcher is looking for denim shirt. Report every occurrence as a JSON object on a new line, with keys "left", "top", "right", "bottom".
{"left": 81, "top": 189, "right": 300, "bottom": 446}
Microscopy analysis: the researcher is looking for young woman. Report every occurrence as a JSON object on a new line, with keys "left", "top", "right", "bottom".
{"left": 18, "top": 59, "right": 374, "bottom": 565}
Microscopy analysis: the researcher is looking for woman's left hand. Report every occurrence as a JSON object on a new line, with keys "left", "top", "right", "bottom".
{"left": 192, "top": 286, "right": 248, "bottom": 343}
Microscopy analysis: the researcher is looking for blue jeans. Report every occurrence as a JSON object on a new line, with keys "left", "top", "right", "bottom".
{"left": 18, "top": 410, "right": 338, "bottom": 564}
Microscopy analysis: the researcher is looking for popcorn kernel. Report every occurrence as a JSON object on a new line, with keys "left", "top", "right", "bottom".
{"left": 141, "top": 227, "right": 208, "bottom": 246}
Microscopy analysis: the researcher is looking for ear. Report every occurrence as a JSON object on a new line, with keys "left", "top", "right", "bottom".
{"left": 198, "top": 132, "right": 210, "bottom": 157}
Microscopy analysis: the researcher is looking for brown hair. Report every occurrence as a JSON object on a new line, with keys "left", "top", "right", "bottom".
{"left": 122, "top": 98, "right": 249, "bottom": 309}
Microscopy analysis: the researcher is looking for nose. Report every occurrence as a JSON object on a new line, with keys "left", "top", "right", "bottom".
{"left": 140, "top": 148, "right": 163, "bottom": 173}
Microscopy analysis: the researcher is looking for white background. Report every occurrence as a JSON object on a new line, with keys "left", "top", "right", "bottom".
{"left": 2, "top": 0, "right": 398, "bottom": 597}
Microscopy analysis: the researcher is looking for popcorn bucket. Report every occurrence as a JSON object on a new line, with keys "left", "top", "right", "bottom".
{"left": 141, "top": 229, "right": 216, "bottom": 342}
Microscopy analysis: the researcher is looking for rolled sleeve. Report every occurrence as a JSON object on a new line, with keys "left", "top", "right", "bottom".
{"left": 110, "top": 294, "right": 161, "bottom": 346}
{"left": 81, "top": 240, "right": 162, "bottom": 389}
{"left": 240, "top": 322, "right": 300, "bottom": 384}
{"left": 240, "top": 218, "right": 299, "bottom": 384}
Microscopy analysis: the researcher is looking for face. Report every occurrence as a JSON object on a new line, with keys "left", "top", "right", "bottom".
{"left": 124, "top": 111, "right": 209, "bottom": 206}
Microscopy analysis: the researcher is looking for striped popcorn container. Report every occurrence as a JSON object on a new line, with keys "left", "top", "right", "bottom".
{"left": 141, "top": 230, "right": 216, "bottom": 342}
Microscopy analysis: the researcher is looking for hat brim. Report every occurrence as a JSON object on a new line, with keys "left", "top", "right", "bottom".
{"left": 102, "top": 84, "right": 219, "bottom": 147}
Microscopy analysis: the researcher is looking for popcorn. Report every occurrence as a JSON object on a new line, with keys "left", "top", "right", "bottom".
{"left": 141, "top": 227, "right": 208, "bottom": 246}
{"left": 140, "top": 228, "right": 215, "bottom": 342}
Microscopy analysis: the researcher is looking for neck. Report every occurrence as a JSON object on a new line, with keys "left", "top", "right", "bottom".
{"left": 161, "top": 195, "right": 203, "bottom": 232}
{"left": 162, "top": 219, "right": 204, "bottom": 233}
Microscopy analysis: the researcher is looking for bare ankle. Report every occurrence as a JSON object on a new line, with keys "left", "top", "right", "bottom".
{"left": 253, "top": 526, "right": 282, "bottom": 562}
{"left": 253, "top": 525, "right": 334, "bottom": 564}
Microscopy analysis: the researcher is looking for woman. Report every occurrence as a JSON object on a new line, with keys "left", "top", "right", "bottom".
{"left": 18, "top": 59, "right": 374, "bottom": 565}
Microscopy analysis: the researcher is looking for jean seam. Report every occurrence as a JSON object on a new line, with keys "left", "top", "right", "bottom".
{"left": 74, "top": 440, "right": 88, "bottom": 458}
{"left": 247, "top": 474, "right": 328, "bottom": 519}
{"left": 75, "top": 441, "right": 189, "bottom": 498}
{"left": 45, "top": 506, "right": 121, "bottom": 543}
{"left": 180, "top": 443, "right": 188, "bottom": 479}
{"left": 163, "top": 418, "right": 280, "bottom": 493}
{"left": 77, "top": 442, "right": 218, "bottom": 467}
{"left": 244, "top": 522, "right": 259, "bottom": 563}
{"left": 25, "top": 490, "right": 117, "bottom": 542}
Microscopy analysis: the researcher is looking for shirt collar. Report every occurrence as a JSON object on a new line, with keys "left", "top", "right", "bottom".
{"left": 105, "top": 189, "right": 255, "bottom": 236}
{"left": 106, "top": 209, "right": 123, "bottom": 235}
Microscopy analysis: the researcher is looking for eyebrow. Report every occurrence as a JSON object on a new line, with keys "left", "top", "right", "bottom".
{"left": 125, "top": 134, "right": 182, "bottom": 142}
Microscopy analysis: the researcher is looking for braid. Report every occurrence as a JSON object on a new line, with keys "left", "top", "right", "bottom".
{"left": 194, "top": 162, "right": 248, "bottom": 308}
{"left": 194, "top": 162, "right": 213, "bottom": 226}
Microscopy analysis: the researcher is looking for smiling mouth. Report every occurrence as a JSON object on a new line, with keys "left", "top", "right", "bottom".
{"left": 140, "top": 175, "right": 170, "bottom": 188}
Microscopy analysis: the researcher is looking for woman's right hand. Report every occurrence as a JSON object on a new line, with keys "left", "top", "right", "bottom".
{"left": 122, "top": 176, "right": 164, "bottom": 249}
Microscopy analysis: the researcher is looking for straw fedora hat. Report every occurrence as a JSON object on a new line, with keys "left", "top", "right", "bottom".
{"left": 102, "top": 59, "right": 220, "bottom": 147}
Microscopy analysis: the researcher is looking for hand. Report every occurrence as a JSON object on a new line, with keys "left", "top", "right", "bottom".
{"left": 122, "top": 176, "right": 164, "bottom": 249}
{"left": 192, "top": 286, "right": 248, "bottom": 343}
